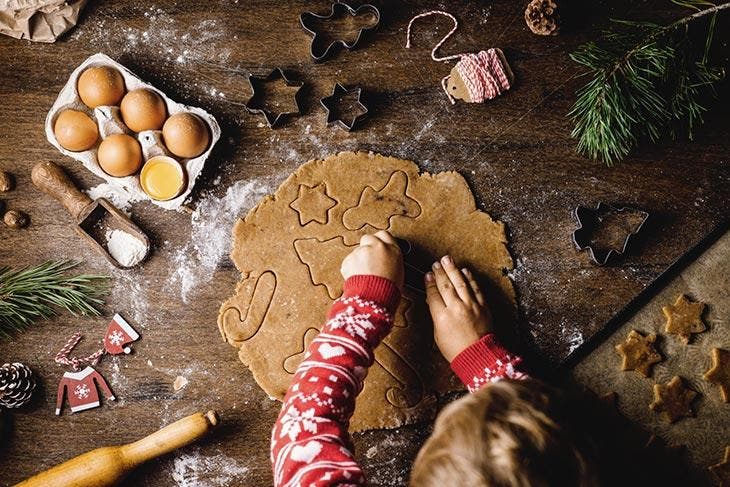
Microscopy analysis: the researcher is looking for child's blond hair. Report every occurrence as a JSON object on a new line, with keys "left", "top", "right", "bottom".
{"left": 410, "top": 378, "right": 596, "bottom": 487}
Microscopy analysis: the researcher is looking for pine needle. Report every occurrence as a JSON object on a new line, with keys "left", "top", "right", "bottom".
{"left": 569, "top": 1, "right": 728, "bottom": 165}
{"left": 0, "top": 261, "right": 109, "bottom": 339}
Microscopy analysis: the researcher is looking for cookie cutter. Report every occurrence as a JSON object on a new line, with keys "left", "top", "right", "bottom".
{"left": 300, "top": 2, "right": 381, "bottom": 62}
{"left": 572, "top": 202, "right": 650, "bottom": 265}
{"left": 245, "top": 68, "right": 304, "bottom": 128}
{"left": 320, "top": 83, "right": 369, "bottom": 131}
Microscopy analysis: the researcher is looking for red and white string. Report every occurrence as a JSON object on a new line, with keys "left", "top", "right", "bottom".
{"left": 405, "top": 10, "right": 511, "bottom": 104}
{"left": 54, "top": 332, "right": 105, "bottom": 371}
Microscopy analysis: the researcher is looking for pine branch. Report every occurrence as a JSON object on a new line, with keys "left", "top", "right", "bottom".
{"left": 569, "top": 1, "right": 729, "bottom": 165}
{"left": 0, "top": 261, "right": 109, "bottom": 339}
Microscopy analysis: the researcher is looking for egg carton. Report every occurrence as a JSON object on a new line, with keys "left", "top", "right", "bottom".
{"left": 45, "top": 53, "right": 221, "bottom": 211}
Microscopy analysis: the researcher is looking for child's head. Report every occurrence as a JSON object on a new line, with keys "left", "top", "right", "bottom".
{"left": 410, "top": 378, "right": 596, "bottom": 487}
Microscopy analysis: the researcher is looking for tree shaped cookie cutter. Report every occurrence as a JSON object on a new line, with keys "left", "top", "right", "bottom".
{"left": 245, "top": 68, "right": 304, "bottom": 128}
{"left": 320, "top": 83, "right": 369, "bottom": 131}
{"left": 300, "top": 2, "right": 381, "bottom": 62}
{"left": 572, "top": 202, "right": 649, "bottom": 265}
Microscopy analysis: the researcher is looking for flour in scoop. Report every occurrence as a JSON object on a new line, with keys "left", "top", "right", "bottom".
{"left": 106, "top": 229, "right": 147, "bottom": 267}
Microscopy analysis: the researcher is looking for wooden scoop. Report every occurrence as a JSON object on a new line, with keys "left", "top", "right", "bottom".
{"left": 31, "top": 161, "right": 150, "bottom": 268}
{"left": 15, "top": 410, "right": 220, "bottom": 487}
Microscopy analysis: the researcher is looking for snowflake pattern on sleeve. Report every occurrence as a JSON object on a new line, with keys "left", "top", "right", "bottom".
{"left": 271, "top": 275, "right": 399, "bottom": 487}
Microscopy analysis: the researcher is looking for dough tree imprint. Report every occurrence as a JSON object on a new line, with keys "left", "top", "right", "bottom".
{"left": 218, "top": 152, "right": 516, "bottom": 431}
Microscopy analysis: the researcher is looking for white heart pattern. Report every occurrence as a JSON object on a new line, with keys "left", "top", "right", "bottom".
{"left": 318, "top": 343, "right": 346, "bottom": 359}
{"left": 290, "top": 440, "right": 323, "bottom": 463}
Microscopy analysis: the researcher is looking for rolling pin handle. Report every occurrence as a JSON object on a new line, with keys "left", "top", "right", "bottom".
{"left": 31, "top": 161, "right": 93, "bottom": 221}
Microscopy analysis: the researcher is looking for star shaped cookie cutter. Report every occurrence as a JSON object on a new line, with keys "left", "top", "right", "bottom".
{"left": 300, "top": 2, "right": 381, "bottom": 62}
{"left": 244, "top": 68, "right": 304, "bottom": 128}
{"left": 320, "top": 83, "right": 369, "bottom": 131}
{"left": 572, "top": 202, "right": 649, "bottom": 265}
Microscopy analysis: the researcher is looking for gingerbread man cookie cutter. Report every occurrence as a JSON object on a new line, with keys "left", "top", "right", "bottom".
{"left": 300, "top": 2, "right": 381, "bottom": 62}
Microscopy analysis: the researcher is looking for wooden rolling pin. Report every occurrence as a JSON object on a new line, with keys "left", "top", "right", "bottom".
{"left": 15, "top": 410, "right": 219, "bottom": 487}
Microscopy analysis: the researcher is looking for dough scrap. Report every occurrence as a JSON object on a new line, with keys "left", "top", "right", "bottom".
{"left": 218, "top": 151, "right": 516, "bottom": 431}
{"left": 704, "top": 348, "right": 730, "bottom": 403}
{"left": 649, "top": 376, "right": 697, "bottom": 424}
{"left": 709, "top": 446, "right": 730, "bottom": 485}
{"left": 662, "top": 294, "right": 706, "bottom": 343}
{"left": 614, "top": 330, "right": 662, "bottom": 378}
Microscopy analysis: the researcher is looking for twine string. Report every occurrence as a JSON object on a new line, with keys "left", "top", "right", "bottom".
{"left": 54, "top": 332, "right": 105, "bottom": 371}
{"left": 405, "top": 10, "right": 512, "bottom": 104}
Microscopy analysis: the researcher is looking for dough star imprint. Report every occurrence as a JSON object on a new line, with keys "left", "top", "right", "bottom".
{"left": 217, "top": 152, "right": 516, "bottom": 431}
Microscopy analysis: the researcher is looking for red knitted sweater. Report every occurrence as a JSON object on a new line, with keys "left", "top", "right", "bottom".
{"left": 271, "top": 275, "right": 525, "bottom": 486}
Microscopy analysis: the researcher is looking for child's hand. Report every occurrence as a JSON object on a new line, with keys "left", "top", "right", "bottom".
{"left": 341, "top": 231, "right": 404, "bottom": 290}
{"left": 425, "top": 256, "right": 493, "bottom": 362}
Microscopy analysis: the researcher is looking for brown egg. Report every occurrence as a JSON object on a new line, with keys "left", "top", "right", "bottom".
{"left": 120, "top": 89, "right": 167, "bottom": 132}
{"left": 97, "top": 134, "right": 142, "bottom": 177}
{"left": 77, "top": 66, "right": 126, "bottom": 108}
{"left": 54, "top": 109, "right": 99, "bottom": 152}
{"left": 162, "top": 113, "right": 210, "bottom": 158}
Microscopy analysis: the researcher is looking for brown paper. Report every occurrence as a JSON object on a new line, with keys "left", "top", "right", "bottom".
{"left": 0, "top": 0, "right": 87, "bottom": 43}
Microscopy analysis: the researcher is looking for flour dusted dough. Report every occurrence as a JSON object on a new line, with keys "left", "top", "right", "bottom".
{"left": 218, "top": 152, "right": 515, "bottom": 431}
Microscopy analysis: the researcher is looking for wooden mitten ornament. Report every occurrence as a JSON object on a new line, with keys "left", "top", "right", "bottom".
{"left": 406, "top": 11, "right": 513, "bottom": 104}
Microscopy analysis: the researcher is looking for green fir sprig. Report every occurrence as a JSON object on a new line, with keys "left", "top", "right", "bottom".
{"left": 0, "top": 261, "right": 109, "bottom": 338}
{"left": 569, "top": 1, "right": 728, "bottom": 165}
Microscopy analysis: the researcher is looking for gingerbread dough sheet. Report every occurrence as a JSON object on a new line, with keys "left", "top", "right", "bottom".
{"left": 218, "top": 151, "right": 516, "bottom": 431}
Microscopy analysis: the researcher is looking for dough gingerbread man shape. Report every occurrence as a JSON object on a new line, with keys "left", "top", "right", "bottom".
{"left": 649, "top": 375, "right": 698, "bottom": 423}
{"left": 615, "top": 330, "right": 662, "bottom": 377}
{"left": 662, "top": 294, "right": 706, "bottom": 343}
{"left": 704, "top": 348, "right": 730, "bottom": 403}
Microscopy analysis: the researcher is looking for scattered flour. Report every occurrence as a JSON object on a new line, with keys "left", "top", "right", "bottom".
{"left": 106, "top": 229, "right": 147, "bottom": 267}
{"left": 560, "top": 323, "right": 584, "bottom": 354}
{"left": 167, "top": 180, "right": 271, "bottom": 303}
{"left": 171, "top": 449, "right": 250, "bottom": 487}
{"left": 86, "top": 183, "right": 141, "bottom": 213}
{"left": 111, "top": 269, "right": 151, "bottom": 328}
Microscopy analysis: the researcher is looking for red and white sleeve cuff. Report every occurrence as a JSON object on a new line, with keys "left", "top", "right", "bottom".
{"left": 342, "top": 275, "right": 401, "bottom": 313}
{"left": 450, "top": 334, "right": 526, "bottom": 391}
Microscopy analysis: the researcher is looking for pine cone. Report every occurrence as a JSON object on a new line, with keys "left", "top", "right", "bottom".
{"left": 525, "top": 0, "right": 560, "bottom": 36}
{"left": 0, "top": 362, "right": 36, "bottom": 409}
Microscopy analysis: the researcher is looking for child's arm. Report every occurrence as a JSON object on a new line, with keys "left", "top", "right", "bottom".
{"left": 425, "top": 255, "right": 527, "bottom": 393}
{"left": 271, "top": 231, "right": 403, "bottom": 487}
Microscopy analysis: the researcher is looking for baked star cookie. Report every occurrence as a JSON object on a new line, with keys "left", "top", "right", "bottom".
{"left": 615, "top": 330, "right": 662, "bottom": 377}
{"left": 704, "top": 348, "right": 730, "bottom": 403}
{"left": 649, "top": 376, "right": 698, "bottom": 423}
{"left": 709, "top": 446, "right": 730, "bottom": 486}
{"left": 662, "top": 294, "right": 706, "bottom": 343}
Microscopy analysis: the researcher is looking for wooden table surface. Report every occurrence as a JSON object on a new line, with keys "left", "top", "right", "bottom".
{"left": 0, "top": 1, "right": 727, "bottom": 485}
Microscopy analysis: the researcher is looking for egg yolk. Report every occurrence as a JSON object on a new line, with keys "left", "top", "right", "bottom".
{"left": 140, "top": 157, "right": 186, "bottom": 201}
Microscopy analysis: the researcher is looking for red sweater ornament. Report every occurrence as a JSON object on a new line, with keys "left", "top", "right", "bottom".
{"left": 55, "top": 366, "right": 115, "bottom": 415}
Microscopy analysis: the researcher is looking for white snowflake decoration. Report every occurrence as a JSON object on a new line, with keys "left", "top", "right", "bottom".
{"left": 74, "top": 384, "right": 90, "bottom": 399}
{"left": 278, "top": 404, "right": 327, "bottom": 441}
{"left": 108, "top": 330, "right": 125, "bottom": 346}
{"left": 326, "top": 308, "right": 375, "bottom": 340}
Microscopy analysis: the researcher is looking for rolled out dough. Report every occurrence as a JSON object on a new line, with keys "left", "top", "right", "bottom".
{"left": 218, "top": 151, "right": 515, "bottom": 431}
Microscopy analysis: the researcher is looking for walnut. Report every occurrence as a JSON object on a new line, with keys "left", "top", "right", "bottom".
{"left": 0, "top": 171, "right": 14, "bottom": 192}
{"left": 4, "top": 210, "right": 29, "bottom": 229}
{"left": 525, "top": 0, "right": 560, "bottom": 36}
